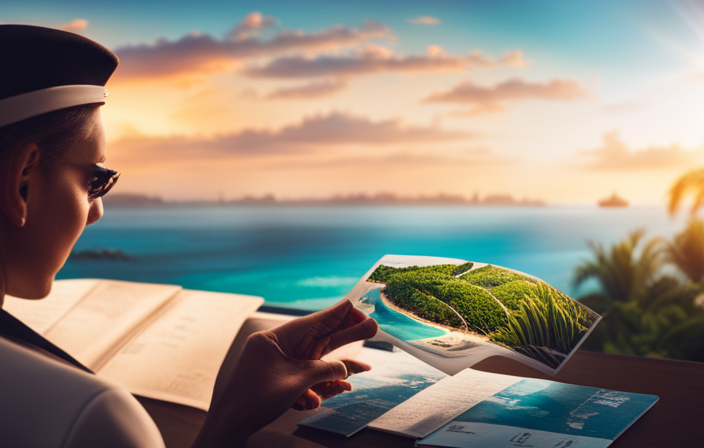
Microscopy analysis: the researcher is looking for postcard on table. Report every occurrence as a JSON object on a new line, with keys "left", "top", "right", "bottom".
{"left": 346, "top": 255, "right": 602, "bottom": 375}
{"left": 416, "top": 372, "right": 658, "bottom": 448}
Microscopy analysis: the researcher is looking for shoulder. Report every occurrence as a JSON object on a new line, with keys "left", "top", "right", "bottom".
{"left": 0, "top": 337, "right": 165, "bottom": 448}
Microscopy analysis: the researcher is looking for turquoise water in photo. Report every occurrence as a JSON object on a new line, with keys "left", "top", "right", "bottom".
{"left": 59, "top": 205, "right": 684, "bottom": 310}
{"left": 452, "top": 378, "right": 658, "bottom": 439}
{"left": 363, "top": 288, "right": 447, "bottom": 341}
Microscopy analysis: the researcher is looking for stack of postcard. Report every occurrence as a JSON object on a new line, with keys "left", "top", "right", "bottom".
{"left": 299, "top": 255, "right": 657, "bottom": 448}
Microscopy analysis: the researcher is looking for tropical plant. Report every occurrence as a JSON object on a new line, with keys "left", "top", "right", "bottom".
{"left": 384, "top": 269, "right": 507, "bottom": 334}
{"left": 459, "top": 265, "right": 535, "bottom": 288}
{"left": 572, "top": 229, "right": 664, "bottom": 306}
{"left": 668, "top": 167, "right": 704, "bottom": 217}
{"left": 389, "top": 287, "right": 465, "bottom": 329}
{"left": 368, "top": 263, "right": 470, "bottom": 283}
{"left": 491, "top": 280, "right": 540, "bottom": 311}
{"left": 665, "top": 219, "right": 704, "bottom": 283}
{"left": 489, "top": 284, "right": 591, "bottom": 356}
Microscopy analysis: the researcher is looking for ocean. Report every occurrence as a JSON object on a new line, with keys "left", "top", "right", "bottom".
{"left": 58, "top": 205, "right": 684, "bottom": 311}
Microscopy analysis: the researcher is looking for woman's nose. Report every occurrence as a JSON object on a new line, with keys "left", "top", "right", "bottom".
{"left": 86, "top": 197, "right": 104, "bottom": 226}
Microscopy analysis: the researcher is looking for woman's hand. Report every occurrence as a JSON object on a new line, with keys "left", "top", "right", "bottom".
{"left": 193, "top": 299, "right": 378, "bottom": 447}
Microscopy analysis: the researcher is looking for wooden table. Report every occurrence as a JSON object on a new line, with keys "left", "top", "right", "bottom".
{"left": 137, "top": 350, "right": 704, "bottom": 447}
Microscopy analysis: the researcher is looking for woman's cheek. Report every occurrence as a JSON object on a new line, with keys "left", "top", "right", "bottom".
{"left": 47, "top": 189, "right": 90, "bottom": 271}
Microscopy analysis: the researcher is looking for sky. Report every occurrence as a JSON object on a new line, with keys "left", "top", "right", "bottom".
{"left": 6, "top": 0, "right": 704, "bottom": 204}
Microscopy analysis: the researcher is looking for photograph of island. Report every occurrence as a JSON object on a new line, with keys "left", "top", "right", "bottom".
{"left": 350, "top": 255, "right": 601, "bottom": 374}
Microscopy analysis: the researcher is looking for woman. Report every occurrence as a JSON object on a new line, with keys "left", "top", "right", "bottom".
{"left": 0, "top": 25, "right": 378, "bottom": 447}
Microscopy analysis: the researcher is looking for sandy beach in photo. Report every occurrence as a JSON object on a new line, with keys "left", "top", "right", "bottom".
{"left": 373, "top": 286, "right": 491, "bottom": 354}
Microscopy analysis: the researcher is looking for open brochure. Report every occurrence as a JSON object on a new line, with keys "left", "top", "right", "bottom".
{"left": 346, "top": 255, "right": 602, "bottom": 376}
{"left": 298, "top": 347, "right": 658, "bottom": 448}
{"left": 3, "top": 279, "right": 263, "bottom": 410}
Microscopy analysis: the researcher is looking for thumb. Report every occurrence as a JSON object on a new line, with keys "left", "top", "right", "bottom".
{"left": 305, "top": 359, "right": 348, "bottom": 385}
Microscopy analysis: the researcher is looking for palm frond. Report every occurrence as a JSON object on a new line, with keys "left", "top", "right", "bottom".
{"left": 668, "top": 168, "right": 704, "bottom": 217}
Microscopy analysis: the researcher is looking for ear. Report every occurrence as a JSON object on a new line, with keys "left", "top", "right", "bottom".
{"left": 0, "top": 142, "right": 40, "bottom": 228}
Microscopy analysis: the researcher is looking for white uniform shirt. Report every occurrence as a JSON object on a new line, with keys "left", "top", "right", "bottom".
{"left": 0, "top": 336, "right": 166, "bottom": 448}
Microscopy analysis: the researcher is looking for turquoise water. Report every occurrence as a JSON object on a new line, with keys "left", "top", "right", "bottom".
{"left": 451, "top": 378, "right": 658, "bottom": 439}
{"left": 363, "top": 288, "right": 447, "bottom": 341}
{"left": 58, "top": 205, "right": 685, "bottom": 310}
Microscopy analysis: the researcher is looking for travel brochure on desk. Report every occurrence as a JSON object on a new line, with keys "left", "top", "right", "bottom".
{"left": 298, "top": 255, "right": 658, "bottom": 447}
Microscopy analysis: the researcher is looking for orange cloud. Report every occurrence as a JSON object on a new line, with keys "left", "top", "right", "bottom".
{"left": 425, "top": 77, "right": 587, "bottom": 115}
{"left": 109, "top": 111, "right": 472, "bottom": 166}
{"left": 113, "top": 17, "right": 390, "bottom": 81}
{"left": 243, "top": 46, "right": 524, "bottom": 79}
{"left": 408, "top": 16, "right": 441, "bottom": 25}
{"left": 59, "top": 19, "right": 88, "bottom": 32}
{"left": 226, "top": 11, "right": 277, "bottom": 41}
{"left": 266, "top": 79, "right": 346, "bottom": 100}
{"left": 578, "top": 131, "right": 704, "bottom": 171}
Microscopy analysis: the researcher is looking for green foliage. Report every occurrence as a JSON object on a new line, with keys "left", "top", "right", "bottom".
{"left": 489, "top": 284, "right": 591, "bottom": 355}
{"left": 574, "top": 224, "right": 704, "bottom": 363}
{"left": 491, "top": 280, "right": 539, "bottom": 311}
{"left": 572, "top": 229, "right": 664, "bottom": 305}
{"left": 665, "top": 219, "right": 704, "bottom": 283}
{"left": 668, "top": 167, "right": 704, "bottom": 217}
{"left": 460, "top": 265, "right": 534, "bottom": 289}
{"left": 368, "top": 263, "right": 470, "bottom": 283}
{"left": 389, "top": 288, "right": 463, "bottom": 329}
{"left": 383, "top": 269, "right": 508, "bottom": 334}
{"left": 657, "top": 316, "right": 704, "bottom": 362}
{"left": 451, "top": 262, "right": 474, "bottom": 276}
{"left": 368, "top": 265, "right": 417, "bottom": 283}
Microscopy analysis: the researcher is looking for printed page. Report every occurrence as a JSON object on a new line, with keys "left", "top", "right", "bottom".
{"left": 417, "top": 377, "right": 658, "bottom": 448}
{"left": 298, "top": 347, "right": 448, "bottom": 437}
{"left": 3, "top": 279, "right": 99, "bottom": 333}
{"left": 369, "top": 368, "right": 521, "bottom": 438}
{"left": 349, "top": 255, "right": 602, "bottom": 376}
{"left": 96, "top": 289, "right": 263, "bottom": 410}
{"left": 43, "top": 280, "right": 182, "bottom": 369}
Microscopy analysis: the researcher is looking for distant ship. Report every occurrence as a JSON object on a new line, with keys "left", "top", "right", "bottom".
{"left": 598, "top": 193, "right": 628, "bottom": 207}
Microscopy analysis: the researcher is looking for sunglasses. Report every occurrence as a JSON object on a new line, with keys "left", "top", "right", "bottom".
{"left": 85, "top": 165, "right": 120, "bottom": 200}
{"left": 62, "top": 161, "right": 121, "bottom": 200}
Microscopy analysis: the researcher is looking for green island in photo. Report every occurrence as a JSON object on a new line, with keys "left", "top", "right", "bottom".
{"left": 367, "top": 263, "right": 600, "bottom": 368}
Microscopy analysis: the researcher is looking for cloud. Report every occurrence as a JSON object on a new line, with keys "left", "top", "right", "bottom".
{"left": 577, "top": 131, "right": 704, "bottom": 171}
{"left": 408, "top": 16, "right": 441, "bottom": 25}
{"left": 113, "top": 16, "right": 391, "bottom": 80}
{"left": 425, "top": 77, "right": 587, "bottom": 115}
{"left": 59, "top": 19, "right": 88, "bottom": 32}
{"left": 226, "top": 11, "right": 277, "bottom": 41}
{"left": 243, "top": 45, "right": 525, "bottom": 79}
{"left": 266, "top": 79, "right": 346, "bottom": 100}
{"left": 448, "top": 103, "right": 507, "bottom": 117}
{"left": 109, "top": 111, "right": 472, "bottom": 164}
{"left": 499, "top": 51, "right": 530, "bottom": 68}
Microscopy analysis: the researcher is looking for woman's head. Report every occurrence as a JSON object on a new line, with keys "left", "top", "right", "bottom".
{"left": 0, "top": 25, "right": 118, "bottom": 301}
{"left": 0, "top": 105, "right": 108, "bottom": 300}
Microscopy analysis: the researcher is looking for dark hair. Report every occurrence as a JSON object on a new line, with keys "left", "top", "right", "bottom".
{"left": 0, "top": 104, "right": 101, "bottom": 165}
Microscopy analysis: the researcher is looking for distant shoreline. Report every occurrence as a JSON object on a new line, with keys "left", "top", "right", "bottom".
{"left": 103, "top": 193, "right": 547, "bottom": 208}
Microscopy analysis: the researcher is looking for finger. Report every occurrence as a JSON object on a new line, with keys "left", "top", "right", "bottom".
{"left": 311, "top": 380, "right": 352, "bottom": 399}
{"left": 336, "top": 306, "right": 369, "bottom": 330}
{"left": 306, "top": 359, "right": 348, "bottom": 385}
{"left": 292, "top": 389, "right": 321, "bottom": 411}
{"left": 298, "top": 299, "right": 355, "bottom": 337}
{"left": 341, "top": 359, "right": 372, "bottom": 376}
{"left": 325, "top": 318, "right": 378, "bottom": 355}
{"left": 310, "top": 335, "right": 330, "bottom": 360}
